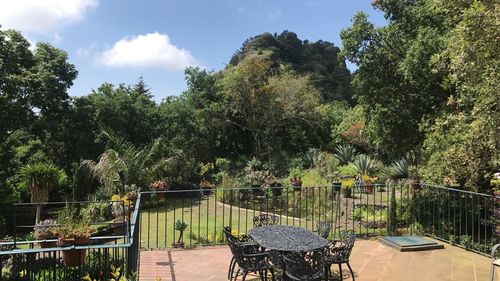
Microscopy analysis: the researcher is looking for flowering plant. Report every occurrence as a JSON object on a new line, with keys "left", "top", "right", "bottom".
{"left": 149, "top": 180, "right": 168, "bottom": 191}
{"left": 34, "top": 219, "right": 58, "bottom": 238}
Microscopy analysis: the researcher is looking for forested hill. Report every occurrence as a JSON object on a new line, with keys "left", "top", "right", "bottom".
{"left": 228, "top": 31, "right": 353, "bottom": 103}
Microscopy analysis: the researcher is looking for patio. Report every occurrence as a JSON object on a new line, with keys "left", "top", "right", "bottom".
{"left": 139, "top": 238, "right": 498, "bottom": 281}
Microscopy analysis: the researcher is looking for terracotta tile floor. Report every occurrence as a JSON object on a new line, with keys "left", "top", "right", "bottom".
{"left": 139, "top": 239, "right": 498, "bottom": 281}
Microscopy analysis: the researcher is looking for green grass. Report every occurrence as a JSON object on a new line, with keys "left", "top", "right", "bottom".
{"left": 140, "top": 195, "right": 316, "bottom": 249}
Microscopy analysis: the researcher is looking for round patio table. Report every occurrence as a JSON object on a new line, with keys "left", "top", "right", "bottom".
{"left": 248, "top": 225, "right": 328, "bottom": 252}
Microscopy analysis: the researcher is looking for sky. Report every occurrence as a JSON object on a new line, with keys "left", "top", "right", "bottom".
{"left": 0, "top": 0, "right": 386, "bottom": 102}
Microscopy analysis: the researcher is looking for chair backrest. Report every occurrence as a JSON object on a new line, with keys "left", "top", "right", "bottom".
{"left": 253, "top": 214, "right": 279, "bottom": 227}
{"left": 224, "top": 226, "right": 261, "bottom": 271}
{"left": 326, "top": 230, "right": 356, "bottom": 263}
{"left": 316, "top": 221, "right": 332, "bottom": 239}
{"left": 282, "top": 250, "right": 325, "bottom": 281}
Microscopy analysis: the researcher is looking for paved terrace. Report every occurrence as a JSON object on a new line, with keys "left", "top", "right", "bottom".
{"left": 139, "top": 238, "right": 498, "bottom": 281}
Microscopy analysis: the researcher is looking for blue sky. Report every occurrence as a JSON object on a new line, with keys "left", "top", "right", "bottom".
{"left": 0, "top": 0, "right": 386, "bottom": 102}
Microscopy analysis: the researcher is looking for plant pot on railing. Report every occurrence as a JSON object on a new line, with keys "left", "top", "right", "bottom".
{"left": 37, "top": 234, "right": 57, "bottom": 248}
{"left": 110, "top": 220, "right": 126, "bottom": 235}
{"left": 365, "top": 183, "right": 374, "bottom": 193}
{"left": 342, "top": 188, "right": 352, "bottom": 198}
{"left": 58, "top": 237, "right": 90, "bottom": 267}
{"left": 34, "top": 219, "right": 58, "bottom": 248}
{"left": 332, "top": 183, "right": 341, "bottom": 193}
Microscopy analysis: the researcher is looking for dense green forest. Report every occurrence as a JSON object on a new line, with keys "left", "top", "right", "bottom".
{"left": 0, "top": 0, "right": 498, "bottom": 234}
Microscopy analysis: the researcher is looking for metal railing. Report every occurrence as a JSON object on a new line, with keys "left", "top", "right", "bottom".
{"left": 1, "top": 183, "right": 497, "bottom": 280}
{"left": 0, "top": 195, "right": 142, "bottom": 280}
{"left": 140, "top": 184, "right": 498, "bottom": 255}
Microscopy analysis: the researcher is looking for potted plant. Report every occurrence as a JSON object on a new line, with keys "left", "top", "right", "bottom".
{"left": 173, "top": 219, "right": 188, "bottom": 248}
{"left": 290, "top": 176, "right": 303, "bottom": 191}
{"left": 34, "top": 219, "right": 58, "bottom": 248}
{"left": 361, "top": 174, "right": 376, "bottom": 193}
{"left": 341, "top": 178, "right": 355, "bottom": 198}
{"left": 149, "top": 180, "right": 168, "bottom": 198}
{"left": 329, "top": 171, "right": 342, "bottom": 192}
{"left": 55, "top": 222, "right": 96, "bottom": 267}
{"left": 199, "top": 179, "right": 215, "bottom": 196}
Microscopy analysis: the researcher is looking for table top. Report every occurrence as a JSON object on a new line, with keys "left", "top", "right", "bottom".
{"left": 248, "top": 225, "right": 328, "bottom": 252}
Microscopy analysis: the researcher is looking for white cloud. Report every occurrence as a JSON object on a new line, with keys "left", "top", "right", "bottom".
{"left": 100, "top": 32, "right": 200, "bottom": 71}
{"left": 76, "top": 42, "right": 98, "bottom": 58}
{"left": 0, "top": 0, "right": 98, "bottom": 34}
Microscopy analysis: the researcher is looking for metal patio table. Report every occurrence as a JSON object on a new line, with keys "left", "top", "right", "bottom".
{"left": 248, "top": 225, "right": 328, "bottom": 252}
{"left": 248, "top": 225, "right": 328, "bottom": 280}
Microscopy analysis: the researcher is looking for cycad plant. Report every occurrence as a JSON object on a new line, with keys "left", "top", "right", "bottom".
{"left": 81, "top": 130, "right": 176, "bottom": 195}
{"left": 18, "top": 162, "right": 67, "bottom": 224}
{"left": 353, "top": 154, "right": 378, "bottom": 175}
{"left": 334, "top": 144, "right": 358, "bottom": 165}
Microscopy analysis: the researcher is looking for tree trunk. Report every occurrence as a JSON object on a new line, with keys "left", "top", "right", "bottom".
{"left": 35, "top": 204, "right": 42, "bottom": 225}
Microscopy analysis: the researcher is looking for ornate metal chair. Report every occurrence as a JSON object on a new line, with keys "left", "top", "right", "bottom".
{"left": 282, "top": 250, "right": 326, "bottom": 281}
{"left": 316, "top": 221, "right": 332, "bottom": 239}
{"left": 324, "top": 230, "right": 356, "bottom": 281}
{"left": 253, "top": 214, "right": 279, "bottom": 227}
{"left": 224, "top": 226, "right": 274, "bottom": 281}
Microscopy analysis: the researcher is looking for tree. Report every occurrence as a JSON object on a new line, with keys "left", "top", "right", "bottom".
{"left": 18, "top": 162, "right": 66, "bottom": 224}
{"left": 0, "top": 29, "right": 77, "bottom": 144}
{"left": 341, "top": 7, "right": 450, "bottom": 157}
{"left": 81, "top": 130, "right": 176, "bottom": 195}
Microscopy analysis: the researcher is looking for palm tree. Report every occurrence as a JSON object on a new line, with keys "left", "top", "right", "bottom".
{"left": 81, "top": 130, "right": 176, "bottom": 195}
{"left": 19, "top": 163, "right": 67, "bottom": 224}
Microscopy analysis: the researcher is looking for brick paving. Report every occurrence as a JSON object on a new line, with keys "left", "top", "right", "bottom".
{"left": 139, "top": 239, "right": 498, "bottom": 281}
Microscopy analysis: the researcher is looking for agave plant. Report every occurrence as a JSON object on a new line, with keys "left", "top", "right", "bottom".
{"left": 392, "top": 157, "right": 409, "bottom": 179}
{"left": 353, "top": 154, "right": 378, "bottom": 175}
{"left": 334, "top": 144, "right": 358, "bottom": 165}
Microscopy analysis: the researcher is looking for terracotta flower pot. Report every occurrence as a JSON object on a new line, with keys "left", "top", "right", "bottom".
{"left": 342, "top": 188, "right": 352, "bottom": 198}
{"left": 365, "top": 183, "right": 374, "bottom": 193}
{"left": 58, "top": 237, "right": 90, "bottom": 267}
{"left": 36, "top": 234, "right": 57, "bottom": 248}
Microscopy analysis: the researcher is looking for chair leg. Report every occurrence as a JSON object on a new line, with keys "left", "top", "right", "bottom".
{"left": 228, "top": 257, "right": 235, "bottom": 279}
{"left": 233, "top": 269, "right": 240, "bottom": 281}
{"left": 231, "top": 260, "right": 237, "bottom": 280}
{"left": 338, "top": 264, "right": 343, "bottom": 281}
{"left": 242, "top": 272, "right": 247, "bottom": 281}
{"left": 347, "top": 262, "right": 355, "bottom": 281}
{"left": 270, "top": 268, "right": 275, "bottom": 281}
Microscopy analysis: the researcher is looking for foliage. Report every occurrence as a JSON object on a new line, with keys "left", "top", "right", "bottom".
{"left": 53, "top": 205, "right": 96, "bottom": 239}
{"left": 81, "top": 129, "right": 176, "bottom": 194}
{"left": 229, "top": 30, "right": 353, "bottom": 102}
{"left": 174, "top": 219, "right": 188, "bottom": 243}
{"left": 333, "top": 144, "right": 358, "bottom": 166}
{"left": 353, "top": 154, "right": 378, "bottom": 176}
{"left": 34, "top": 219, "right": 58, "bottom": 237}
{"left": 391, "top": 157, "right": 409, "bottom": 179}
{"left": 387, "top": 187, "right": 397, "bottom": 235}
{"left": 341, "top": 178, "right": 355, "bottom": 191}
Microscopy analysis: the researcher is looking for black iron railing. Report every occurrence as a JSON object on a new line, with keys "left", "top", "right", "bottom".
{"left": 140, "top": 184, "right": 498, "bottom": 255}
{"left": 1, "top": 183, "right": 497, "bottom": 280}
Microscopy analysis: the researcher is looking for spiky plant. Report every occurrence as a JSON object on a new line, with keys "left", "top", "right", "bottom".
{"left": 174, "top": 219, "right": 188, "bottom": 244}
{"left": 18, "top": 163, "right": 67, "bottom": 224}
{"left": 81, "top": 129, "right": 176, "bottom": 195}
{"left": 334, "top": 144, "right": 358, "bottom": 165}
{"left": 353, "top": 154, "right": 378, "bottom": 175}
{"left": 392, "top": 157, "right": 409, "bottom": 179}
